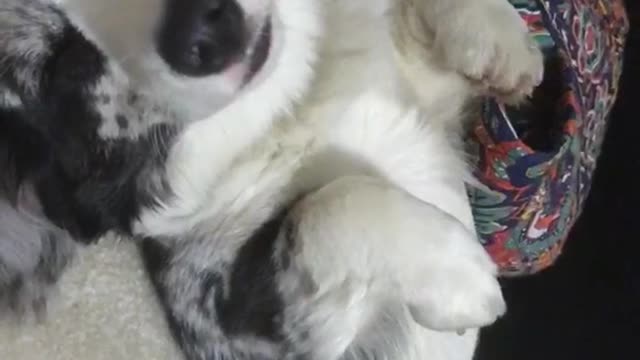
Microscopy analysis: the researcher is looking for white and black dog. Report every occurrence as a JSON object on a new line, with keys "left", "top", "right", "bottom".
{"left": 0, "top": 0, "right": 543, "bottom": 359}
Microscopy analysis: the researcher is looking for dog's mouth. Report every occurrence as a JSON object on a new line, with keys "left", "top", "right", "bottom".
{"left": 244, "top": 20, "right": 272, "bottom": 84}
{"left": 154, "top": 4, "right": 273, "bottom": 82}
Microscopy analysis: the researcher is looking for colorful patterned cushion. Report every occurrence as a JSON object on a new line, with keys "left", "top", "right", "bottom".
{"left": 468, "top": 0, "right": 628, "bottom": 276}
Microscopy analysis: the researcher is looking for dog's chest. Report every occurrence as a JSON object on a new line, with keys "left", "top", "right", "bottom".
{"left": 208, "top": 121, "right": 320, "bottom": 220}
{"left": 169, "top": 7, "right": 409, "bottom": 258}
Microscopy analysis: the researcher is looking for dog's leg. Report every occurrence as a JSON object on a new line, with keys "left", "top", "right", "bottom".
{"left": 276, "top": 176, "right": 504, "bottom": 360}
{"left": 140, "top": 225, "right": 288, "bottom": 360}
{"left": 308, "top": 92, "right": 506, "bottom": 333}
{"left": 404, "top": 0, "right": 544, "bottom": 102}
{"left": 0, "top": 185, "right": 75, "bottom": 321}
{"left": 341, "top": 0, "right": 544, "bottom": 101}
{"left": 324, "top": 92, "right": 475, "bottom": 228}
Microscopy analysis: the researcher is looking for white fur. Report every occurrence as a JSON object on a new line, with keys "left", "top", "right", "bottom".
{"left": 55, "top": 0, "right": 543, "bottom": 358}
{"left": 132, "top": 0, "right": 541, "bottom": 359}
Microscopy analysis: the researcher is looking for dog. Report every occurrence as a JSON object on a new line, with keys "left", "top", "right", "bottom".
{"left": 0, "top": 0, "right": 543, "bottom": 359}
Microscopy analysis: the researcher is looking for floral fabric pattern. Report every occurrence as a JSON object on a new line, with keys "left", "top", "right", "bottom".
{"left": 468, "top": 0, "right": 628, "bottom": 276}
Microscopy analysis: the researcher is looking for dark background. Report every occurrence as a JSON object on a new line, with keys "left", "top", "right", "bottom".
{"left": 475, "top": 2, "right": 640, "bottom": 359}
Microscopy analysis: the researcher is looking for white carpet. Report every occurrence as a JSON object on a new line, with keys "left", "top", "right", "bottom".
{"left": 0, "top": 237, "right": 183, "bottom": 360}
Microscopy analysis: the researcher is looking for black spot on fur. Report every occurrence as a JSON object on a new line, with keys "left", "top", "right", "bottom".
{"left": 199, "top": 271, "right": 224, "bottom": 319}
{"left": 97, "top": 94, "right": 110, "bottom": 104}
{"left": 280, "top": 247, "right": 292, "bottom": 270}
{"left": 140, "top": 210, "right": 295, "bottom": 359}
{"left": 283, "top": 218, "right": 297, "bottom": 249}
{"left": 127, "top": 92, "right": 140, "bottom": 106}
{"left": 139, "top": 238, "right": 171, "bottom": 278}
{"left": 116, "top": 114, "right": 128, "bottom": 129}
{"left": 216, "top": 212, "right": 288, "bottom": 341}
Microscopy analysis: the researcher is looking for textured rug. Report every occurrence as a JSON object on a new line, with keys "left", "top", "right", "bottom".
{"left": 0, "top": 237, "right": 182, "bottom": 360}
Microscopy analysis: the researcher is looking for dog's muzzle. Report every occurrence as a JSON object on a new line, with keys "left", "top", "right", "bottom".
{"left": 156, "top": 0, "right": 270, "bottom": 78}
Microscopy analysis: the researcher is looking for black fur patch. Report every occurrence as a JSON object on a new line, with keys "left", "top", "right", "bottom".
{"left": 218, "top": 212, "right": 287, "bottom": 340}
{"left": 1, "top": 10, "right": 177, "bottom": 240}
{"left": 116, "top": 114, "right": 129, "bottom": 129}
{"left": 0, "top": 0, "right": 176, "bottom": 317}
{"left": 140, "top": 212, "right": 291, "bottom": 359}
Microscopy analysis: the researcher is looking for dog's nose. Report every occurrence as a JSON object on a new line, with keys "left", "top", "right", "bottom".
{"left": 156, "top": 0, "right": 247, "bottom": 77}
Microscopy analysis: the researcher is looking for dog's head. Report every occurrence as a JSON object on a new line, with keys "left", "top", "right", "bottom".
{"left": 0, "top": 0, "right": 321, "bottom": 242}
{"left": 0, "top": 1, "right": 321, "bottom": 307}
{"left": 56, "top": 0, "right": 321, "bottom": 123}
{"left": 1, "top": 0, "right": 321, "bottom": 133}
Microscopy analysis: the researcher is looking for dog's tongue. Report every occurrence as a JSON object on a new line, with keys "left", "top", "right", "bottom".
{"left": 225, "top": 62, "right": 249, "bottom": 86}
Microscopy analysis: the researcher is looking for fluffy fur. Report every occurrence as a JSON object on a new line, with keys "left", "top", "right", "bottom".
{"left": 0, "top": 0, "right": 543, "bottom": 359}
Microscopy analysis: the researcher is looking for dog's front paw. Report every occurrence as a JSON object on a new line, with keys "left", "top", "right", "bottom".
{"left": 0, "top": 273, "right": 60, "bottom": 323}
{"left": 402, "top": 218, "right": 506, "bottom": 332}
{"left": 0, "top": 194, "right": 75, "bottom": 322}
{"left": 434, "top": 1, "right": 543, "bottom": 103}
{"left": 278, "top": 176, "right": 506, "bottom": 334}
